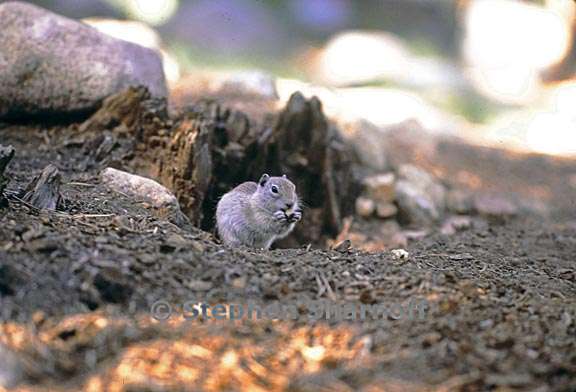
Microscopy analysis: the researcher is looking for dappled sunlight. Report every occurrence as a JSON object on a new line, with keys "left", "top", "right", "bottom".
{"left": 276, "top": 78, "right": 462, "bottom": 134}
{"left": 0, "top": 314, "right": 382, "bottom": 392}
{"left": 467, "top": 65, "right": 540, "bottom": 105}
{"left": 463, "top": 0, "right": 572, "bottom": 105}
{"left": 315, "top": 30, "right": 411, "bottom": 86}
{"left": 468, "top": 81, "right": 576, "bottom": 156}
{"left": 526, "top": 112, "right": 576, "bottom": 156}
{"left": 105, "top": 0, "right": 178, "bottom": 26}
{"left": 83, "top": 18, "right": 162, "bottom": 48}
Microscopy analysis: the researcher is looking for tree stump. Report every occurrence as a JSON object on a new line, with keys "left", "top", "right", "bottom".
{"left": 82, "top": 87, "right": 360, "bottom": 245}
{"left": 145, "top": 92, "right": 360, "bottom": 245}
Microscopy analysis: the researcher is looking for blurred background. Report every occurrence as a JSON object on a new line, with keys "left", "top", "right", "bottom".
{"left": 25, "top": 0, "right": 576, "bottom": 156}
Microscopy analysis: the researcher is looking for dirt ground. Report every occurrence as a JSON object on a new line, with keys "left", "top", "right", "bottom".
{"left": 1, "top": 118, "right": 575, "bottom": 392}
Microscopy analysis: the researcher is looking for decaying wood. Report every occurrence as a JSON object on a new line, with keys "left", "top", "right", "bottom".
{"left": 144, "top": 92, "right": 360, "bottom": 245}
{"left": 0, "top": 145, "right": 15, "bottom": 206}
{"left": 79, "top": 86, "right": 168, "bottom": 136}
{"left": 78, "top": 86, "right": 359, "bottom": 244}
{"left": 22, "top": 164, "right": 62, "bottom": 210}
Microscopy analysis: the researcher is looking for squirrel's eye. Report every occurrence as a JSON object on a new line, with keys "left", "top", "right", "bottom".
{"left": 271, "top": 185, "right": 279, "bottom": 194}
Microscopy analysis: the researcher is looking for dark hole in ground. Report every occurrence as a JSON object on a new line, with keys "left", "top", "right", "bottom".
{"left": 93, "top": 273, "right": 133, "bottom": 304}
{"left": 0, "top": 264, "right": 21, "bottom": 296}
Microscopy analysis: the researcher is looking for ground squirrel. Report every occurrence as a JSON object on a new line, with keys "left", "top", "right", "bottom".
{"left": 216, "top": 174, "right": 302, "bottom": 249}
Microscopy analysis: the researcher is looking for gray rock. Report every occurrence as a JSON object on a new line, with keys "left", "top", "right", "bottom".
{"left": 101, "top": 168, "right": 177, "bottom": 209}
{"left": 441, "top": 215, "right": 473, "bottom": 236}
{"left": 363, "top": 173, "right": 396, "bottom": 204}
{"left": 395, "top": 164, "right": 446, "bottom": 226}
{"left": 355, "top": 196, "right": 375, "bottom": 217}
{"left": 100, "top": 168, "right": 190, "bottom": 228}
{"left": 375, "top": 202, "right": 397, "bottom": 218}
{"left": 474, "top": 194, "right": 518, "bottom": 217}
{"left": 0, "top": 1, "right": 166, "bottom": 119}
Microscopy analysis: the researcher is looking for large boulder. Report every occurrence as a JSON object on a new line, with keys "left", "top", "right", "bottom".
{"left": 0, "top": 1, "right": 166, "bottom": 119}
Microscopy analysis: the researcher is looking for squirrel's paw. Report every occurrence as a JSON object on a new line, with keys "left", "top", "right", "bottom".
{"left": 290, "top": 209, "right": 302, "bottom": 222}
{"left": 273, "top": 210, "right": 288, "bottom": 222}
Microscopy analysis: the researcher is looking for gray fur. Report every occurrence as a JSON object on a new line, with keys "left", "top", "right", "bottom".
{"left": 216, "top": 174, "right": 302, "bottom": 249}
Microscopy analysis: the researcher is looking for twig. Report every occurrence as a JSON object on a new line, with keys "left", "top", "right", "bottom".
{"left": 66, "top": 182, "right": 96, "bottom": 187}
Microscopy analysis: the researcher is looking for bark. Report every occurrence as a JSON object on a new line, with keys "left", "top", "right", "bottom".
{"left": 0, "top": 145, "right": 15, "bottom": 207}
{"left": 22, "top": 164, "right": 62, "bottom": 210}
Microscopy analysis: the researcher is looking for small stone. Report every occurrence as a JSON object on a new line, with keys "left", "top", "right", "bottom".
{"left": 391, "top": 248, "right": 410, "bottom": 261}
{"left": 403, "top": 229, "right": 429, "bottom": 241}
{"left": 395, "top": 180, "right": 441, "bottom": 225}
{"left": 231, "top": 276, "right": 247, "bottom": 289}
{"left": 422, "top": 332, "right": 442, "bottom": 347}
{"left": 333, "top": 239, "right": 352, "bottom": 253}
{"left": 101, "top": 168, "right": 190, "bottom": 228}
{"left": 165, "top": 233, "right": 188, "bottom": 248}
{"left": 186, "top": 280, "right": 213, "bottom": 291}
{"left": 474, "top": 194, "right": 518, "bottom": 217}
{"left": 441, "top": 215, "right": 472, "bottom": 235}
{"left": 356, "top": 197, "right": 375, "bottom": 217}
{"left": 395, "top": 165, "right": 446, "bottom": 226}
{"left": 451, "top": 216, "right": 472, "bottom": 230}
{"left": 101, "top": 168, "right": 177, "bottom": 209}
{"left": 363, "top": 173, "right": 396, "bottom": 203}
{"left": 375, "top": 202, "right": 397, "bottom": 218}
{"left": 398, "top": 165, "right": 445, "bottom": 209}
{"left": 139, "top": 254, "right": 157, "bottom": 265}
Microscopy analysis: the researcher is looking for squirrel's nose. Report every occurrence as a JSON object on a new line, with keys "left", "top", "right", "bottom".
{"left": 284, "top": 202, "right": 294, "bottom": 210}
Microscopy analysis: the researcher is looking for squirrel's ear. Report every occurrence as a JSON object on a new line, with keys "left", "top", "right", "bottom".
{"left": 258, "top": 174, "right": 270, "bottom": 186}
{"left": 282, "top": 174, "right": 287, "bottom": 179}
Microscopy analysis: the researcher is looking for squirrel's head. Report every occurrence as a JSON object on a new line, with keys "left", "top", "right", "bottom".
{"left": 254, "top": 173, "right": 299, "bottom": 215}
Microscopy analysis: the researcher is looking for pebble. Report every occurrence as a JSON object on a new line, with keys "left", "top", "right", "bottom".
{"left": 391, "top": 248, "right": 410, "bottom": 261}
{"left": 363, "top": 173, "right": 396, "bottom": 204}
{"left": 375, "top": 202, "right": 397, "bottom": 218}
{"left": 355, "top": 197, "right": 376, "bottom": 217}
{"left": 441, "top": 216, "right": 473, "bottom": 236}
